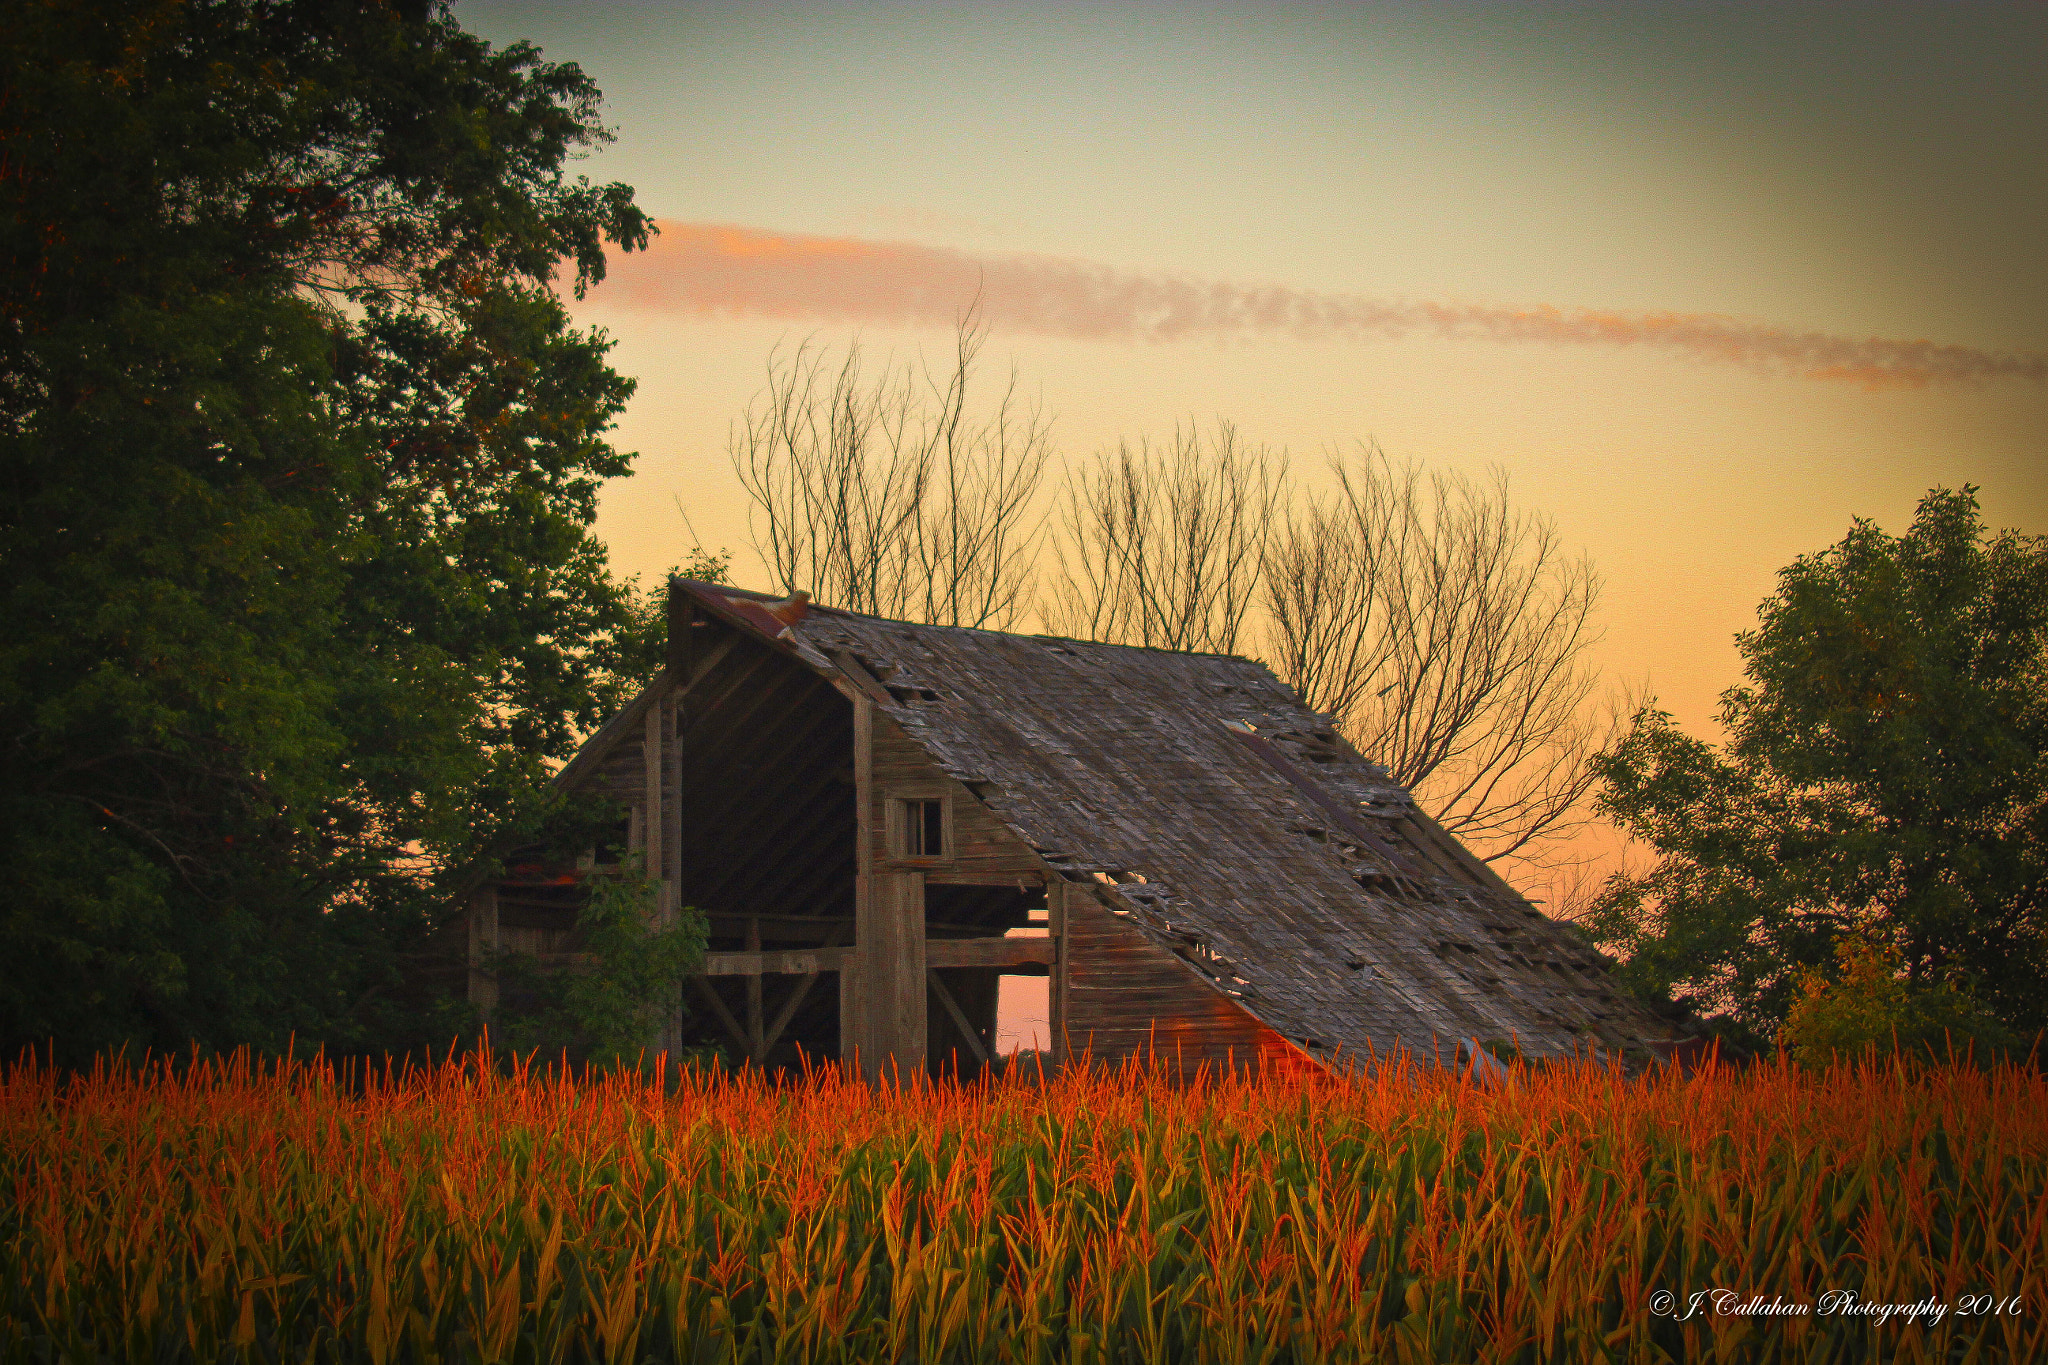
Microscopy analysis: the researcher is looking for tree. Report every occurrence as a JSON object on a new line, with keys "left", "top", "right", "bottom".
{"left": 1778, "top": 939, "right": 2022, "bottom": 1067}
{"left": 1264, "top": 448, "right": 1610, "bottom": 867}
{"left": 731, "top": 312, "right": 1052, "bottom": 629}
{"left": 1051, "top": 437, "right": 1610, "bottom": 869}
{"left": 1585, "top": 487, "right": 2048, "bottom": 1038}
{"left": 486, "top": 864, "right": 710, "bottom": 1070}
{"left": 1046, "top": 421, "right": 1285, "bottom": 655}
{"left": 1, "top": 0, "right": 656, "bottom": 1064}
{"left": 734, "top": 323, "right": 1611, "bottom": 877}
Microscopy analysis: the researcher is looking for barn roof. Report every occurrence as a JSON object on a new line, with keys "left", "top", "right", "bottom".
{"left": 656, "top": 578, "right": 1680, "bottom": 1065}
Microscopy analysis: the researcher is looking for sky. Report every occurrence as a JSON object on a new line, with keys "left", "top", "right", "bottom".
{"left": 457, "top": 1, "right": 2046, "bottom": 1048}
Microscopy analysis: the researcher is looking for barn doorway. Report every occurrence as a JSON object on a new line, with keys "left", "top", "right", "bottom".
{"left": 923, "top": 881, "right": 1047, "bottom": 1074}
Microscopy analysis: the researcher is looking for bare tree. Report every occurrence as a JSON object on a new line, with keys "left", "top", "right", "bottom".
{"left": 1264, "top": 445, "right": 1615, "bottom": 867}
{"left": 731, "top": 311, "right": 1052, "bottom": 628}
{"left": 737, "top": 329, "right": 1614, "bottom": 875}
{"left": 1539, "top": 846, "right": 1648, "bottom": 927}
{"left": 1045, "top": 421, "right": 1286, "bottom": 654}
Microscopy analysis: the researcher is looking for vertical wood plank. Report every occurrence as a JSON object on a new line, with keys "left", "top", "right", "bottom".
{"left": 899, "top": 871, "right": 928, "bottom": 1071}
{"left": 662, "top": 687, "right": 681, "bottom": 919}
{"left": 869, "top": 871, "right": 928, "bottom": 1076}
{"left": 860, "top": 859, "right": 925, "bottom": 1080}
{"left": 468, "top": 886, "right": 500, "bottom": 1023}
{"left": 1048, "top": 879, "right": 1068, "bottom": 1064}
{"left": 642, "top": 698, "right": 664, "bottom": 884}
{"left": 839, "top": 960, "right": 862, "bottom": 1067}
{"left": 659, "top": 686, "right": 684, "bottom": 1055}
{"left": 848, "top": 695, "right": 874, "bottom": 1073}
{"left": 744, "top": 915, "right": 764, "bottom": 1061}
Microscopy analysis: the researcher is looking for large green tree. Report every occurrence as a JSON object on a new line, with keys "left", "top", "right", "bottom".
{"left": 1, "top": 0, "right": 662, "bottom": 1064}
{"left": 1585, "top": 487, "right": 2047, "bottom": 1038}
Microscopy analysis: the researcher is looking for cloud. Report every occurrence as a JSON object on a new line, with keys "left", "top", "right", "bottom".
{"left": 589, "top": 222, "right": 2046, "bottom": 390}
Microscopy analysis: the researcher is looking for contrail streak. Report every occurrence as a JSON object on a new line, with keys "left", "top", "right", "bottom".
{"left": 589, "top": 222, "right": 2044, "bottom": 389}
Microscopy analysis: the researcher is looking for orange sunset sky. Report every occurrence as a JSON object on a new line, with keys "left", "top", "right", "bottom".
{"left": 460, "top": 1, "right": 2045, "bottom": 1046}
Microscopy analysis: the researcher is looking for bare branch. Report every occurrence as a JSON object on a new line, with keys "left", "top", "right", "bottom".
{"left": 729, "top": 308, "right": 1053, "bottom": 628}
{"left": 1046, "top": 421, "right": 1285, "bottom": 654}
{"left": 1263, "top": 445, "right": 1614, "bottom": 871}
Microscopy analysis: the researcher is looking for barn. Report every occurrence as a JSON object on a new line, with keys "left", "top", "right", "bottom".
{"left": 460, "top": 578, "right": 1687, "bottom": 1077}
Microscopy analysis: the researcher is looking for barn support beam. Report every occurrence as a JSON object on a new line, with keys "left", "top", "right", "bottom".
{"left": 744, "top": 916, "right": 764, "bottom": 1058}
{"left": 691, "top": 977, "right": 749, "bottom": 1058}
{"left": 858, "top": 871, "right": 927, "bottom": 1078}
{"left": 645, "top": 684, "right": 691, "bottom": 1055}
{"left": 697, "top": 936, "right": 1054, "bottom": 977}
{"left": 704, "top": 947, "right": 852, "bottom": 975}
{"left": 849, "top": 693, "right": 928, "bottom": 1079}
{"left": 643, "top": 695, "right": 664, "bottom": 882}
{"left": 467, "top": 885, "right": 500, "bottom": 1023}
{"left": 1049, "top": 879, "right": 1071, "bottom": 1064}
{"left": 844, "top": 696, "right": 872, "bottom": 1073}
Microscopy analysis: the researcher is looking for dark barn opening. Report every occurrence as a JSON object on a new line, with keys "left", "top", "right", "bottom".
{"left": 676, "top": 637, "right": 855, "bottom": 1068}
{"left": 925, "top": 882, "right": 1044, "bottom": 1074}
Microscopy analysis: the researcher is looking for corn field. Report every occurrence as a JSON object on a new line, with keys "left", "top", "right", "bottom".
{"left": 2, "top": 1045, "right": 2042, "bottom": 1363}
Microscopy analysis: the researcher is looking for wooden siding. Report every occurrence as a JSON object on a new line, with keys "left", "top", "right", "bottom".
{"left": 1063, "top": 890, "right": 1303, "bottom": 1075}
{"left": 869, "top": 713, "right": 1044, "bottom": 878}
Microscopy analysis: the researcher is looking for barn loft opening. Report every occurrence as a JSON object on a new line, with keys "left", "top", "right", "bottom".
{"left": 670, "top": 638, "right": 858, "bottom": 1069}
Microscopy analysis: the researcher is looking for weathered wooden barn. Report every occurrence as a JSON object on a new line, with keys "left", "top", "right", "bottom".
{"left": 461, "top": 578, "right": 1686, "bottom": 1076}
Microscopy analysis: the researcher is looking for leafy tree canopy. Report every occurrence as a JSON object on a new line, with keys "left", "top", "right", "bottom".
{"left": 487, "top": 866, "right": 711, "bottom": 1071}
{"left": 1, "top": 0, "right": 664, "bottom": 1064}
{"left": 1585, "top": 487, "right": 2048, "bottom": 1038}
{"left": 1779, "top": 939, "right": 2023, "bottom": 1067}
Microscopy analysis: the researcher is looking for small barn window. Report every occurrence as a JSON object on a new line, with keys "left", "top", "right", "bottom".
{"left": 901, "top": 799, "right": 945, "bottom": 856}
{"left": 882, "top": 785, "right": 954, "bottom": 864}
